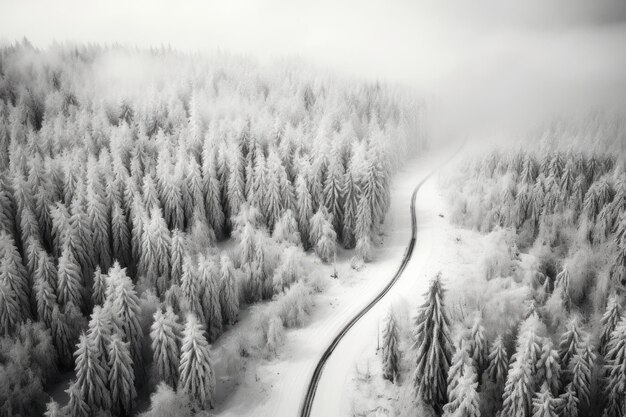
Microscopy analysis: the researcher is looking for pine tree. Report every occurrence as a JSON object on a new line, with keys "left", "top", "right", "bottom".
{"left": 160, "top": 173, "right": 185, "bottom": 231}
{"left": 468, "top": 318, "right": 488, "bottom": 377}
{"left": 74, "top": 333, "right": 111, "bottom": 411}
{"left": 63, "top": 381, "right": 90, "bottom": 417}
{"left": 570, "top": 344, "right": 595, "bottom": 411}
{"left": 140, "top": 208, "right": 171, "bottom": 294}
{"left": 239, "top": 222, "right": 256, "bottom": 267}
{"left": 501, "top": 315, "right": 544, "bottom": 417}
{"left": 600, "top": 295, "right": 622, "bottom": 354}
{"left": 108, "top": 333, "right": 136, "bottom": 415}
{"left": 57, "top": 243, "right": 84, "bottom": 310}
{"left": 86, "top": 164, "right": 112, "bottom": 272}
{"left": 537, "top": 339, "right": 560, "bottom": 396}
{"left": 198, "top": 257, "right": 222, "bottom": 342}
{"left": 447, "top": 341, "right": 475, "bottom": 405}
{"left": 341, "top": 168, "right": 359, "bottom": 249}
{"left": 309, "top": 206, "right": 330, "bottom": 248}
{"left": 51, "top": 303, "right": 83, "bottom": 367}
{"left": 34, "top": 275, "right": 56, "bottom": 327}
{"left": 412, "top": 273, "right": 452, "bottom": 413}
{"left": 111, "top": 200, "right": 131, "bottom": 268}
{"left": 107, "top": 263, "right": 143, "bottom": 370}
{"left": 180, "top": 256, "right": 203, "bottom": 319}
{"left": 295, "top": 174, "right": 313, "bottom": 249}
{"left": 486, "top": 335, "right": 509, "bottom": 386}
{"left": 443, "top": 368, "right": 480, "bottom": 417}
{"left": 315, "top": 221, "right": 337, "bottom": 263}
{"left": 558, "top": 318, "right": 583, "bottom": 370}
{"left": 558, "top": 383, "right": 579, "bottom": 417}
{"left": 92, "top": 267, "right": 107, "bottom": 306}
{"left": 169, "top": 229, "right": 186, "bottom": 286}
{"left": 87, "top": 305, "right": 114, "bottom": 374}
{"left": 0, "top": 233, "right": 30, "bottom": 319}
{"left": 323, "top": 151, "right": 344, "bottom": 234}
{"left": 219, "top": 254, "right": 239, "bottom": 325}
{"left": 150, "top": 307, "right": 181, "bottom": 388}
{"left": 67, "top": 196, "right": 95, "bottom": 280}
{"left": 226, "top": 146, "right": 245, "bottom": 220}
{"left": 0, "top": 279, "right": 21, "bottom": 335}
{"left": 34, "top": 246, "right": 57, "bottom": 292}
{"left": 265, "top": 151, "right": 284, "bottom": 231}
{"left": 178, "top": 314, "right": 216, "bottom": 409}
{"left": 202, "top": 158, "right": 225, "bottom": 239}
{"left": 382, "top": 308, "right": 400, "bottom": 383}
{"left": 554, "top": 267, "right": 571, "bottom": 311}
{"left": 531, "top": 383, "right": 559, "bottom": 417}
{"left": 272, "top": 209, "right": 302, "bottom": 247}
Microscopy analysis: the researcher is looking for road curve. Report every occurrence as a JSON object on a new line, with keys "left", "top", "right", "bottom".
{"left": 299, "top": 143, "right": 463, "bottom": 417}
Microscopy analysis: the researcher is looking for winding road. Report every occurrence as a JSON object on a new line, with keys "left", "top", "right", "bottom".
{"left": 300, "top": 143, "right": 463, "bottom": 417}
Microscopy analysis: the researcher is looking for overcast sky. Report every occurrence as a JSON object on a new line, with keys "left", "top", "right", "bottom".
{"left": 1, "top": 0, "right": 625, "bottom": 134}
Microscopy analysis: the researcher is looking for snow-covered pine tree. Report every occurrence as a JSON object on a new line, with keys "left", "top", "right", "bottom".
{"left": 111, "top": 200, "right": 131, "bottom": 268}
{"left": 443, "top": 367, "right": 480, "bottom": 417}
{"left": 202, "top": 156, "right": 225, "bottom": 239}
{"left": 315, "top": 221, "right": 337, "bottom": 263}
{"left": 554, "top": 267, "right": 571, "bottom": 311}
{"left": 107, "top": 263, "right": 143, "bottom": 371}
{"left": 74, "top": 332, "right": 111, "bottom": 411}
{"left": 34, "top": 244, "right": 57, "bottom": 292}
{"left": 169, "top": 229, "right": 185, "bottom": 287}
{"left": 501, "top": 315, "right": 544, "bottom": 417}
{"left": 57, "top": 243, "right": 84, "bottom": 311}
{"left": 239, "top": 222, "right": 256, "bottom": 267}
{"left": 558, "top": 383, "right": 579, "bottom": 417}
{"left": 140, "top": 208, "right": 171, "bottom": 294}
{"left": 160, "top": 171, "right": 185, "bottom": 231}
{"left": 537, "top": 339, "right": 560, "bottom": 396}
{"left": 272, "top": 209, "right": 302, "bottom": 247}
{"left": 309, "top": 206, "right": 330, "bottom": 248}
{"left": 531, "top": 383, "right": 559, "bottom": 417}
{"left": 63, "top": 381, "right": 90, "bottom": 417}
{"left": 569, "top": 344, "right": 595, "bottom": 412}
{"left": 446, "top": 341, "right": 475, "bottom": 404}
{"left": 486, "top": 335, "right": 509, "bottom": 386}
{"left": 295, "top": 174, "right": 313, "bottom": 249}
{"left": 185, "top": 159, "right": 206, "bottom": 222}
{"left": 34, "top": 275, "right": 56, "bottom": 327}
{"left": 264, "top": 151, "right": 283, "bottom": 232}
{"left": 604, "top": 315, "right": 626, "bottom": 417}
{"left": 468, "top": 317, "right": 488, "bottom": 377}
{"left": 412, "top": 273, "right": 452, "bottom": 413}
{"left": 219, "top": 255, "right": 239, "bottom": 325}
{"left": 382, "top": 308, "right": 400, "bottom": 383}
{"left": 558, "top": 318, "right": 583, "bottom": 370}
{"left": 108, "top": 333, "right": 136, "bottom": 415}
{"left": 272, "top": 246, "right": 302, "bottom": 293}
{"left": 355, "top": 190, "right": 373, "bottom": 262}
{"left": 323, "top": 150, "right": 345, "bottom": 235}
{"left": 86, "top": 305, "right": 114, "bottom": 376}
{"left": 226, "top": 145, "right": 246, "bottom": 221}
{"left": 0, "top": 232, "right": 31, "bottom": 319}
{"left": 198, "top": 257, "right": 223, "bottom": 342}
{"left": 179, "top": 314, "right": 216, "bottom": 409}
{"left": 86, "top": 163, "right": 112, "bottom": 272}
{"left": 51, "top": 303, "right": 83, "bottom": 367}
{"left": 180, "top": 255, "right": 203, "bottom": 320}
{"left": 50, "top": 202, "right": 71, "bottom": 257}
{"left": 0, "top": 279, "right": 21, "bottom": 335}
{"left": 67, "top": 195, "right": 95, "bottom": 279}
{"left": 341, "top": 167, "right": 359, "bottom": 249}
{"left": 92, "top": 267, "right": 107, "bottom": 307}
{"left": 150, "top": 307, "right": 181, "bottom": 388}
{"left": 600, "top": 295, "right": 622, "bottom": 354}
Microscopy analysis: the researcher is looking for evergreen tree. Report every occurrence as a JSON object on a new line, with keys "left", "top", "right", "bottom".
{"left": 178, "top": 314, "right": 216, "bottom": 409}
{"left": 111, "top": 200, "right": 131, "bottom": 268}
{"left": 554, "top": 267, "right": 571, "bottom": 311}
{"left": 295, "top": 174, "right": 313, "bottom": 249}
{"left": 309, "top": 206, "right": 330, "bottom": 248}
{"left": 412, "top": 273, "right": 452, "bottom": 413}
{"left": 468, "top": 318, "right": 488, "bottom": 377}
{"left": 180, "top": 256, "right": 203, "bottom": 319}
{"left": 531, "top": 383, "right": 559, "bottom": 417}
{"left": 443, "top": 367, "right": 480, "bottom": 417}
{"left": 160, "top": 173, "right": 184, "bottom": 231}
{"left": 34, "top": 246, "right": 57, "bottom": 292}
{"left": 219, "top": 254, "right": 239, "bottom": 325}
{"left": 107, "top": 263, "right": 143, "bottom": 370}
{"left": 87, "top": 305, "right": 114, "bottom": 374}
{"left": 569, "top": 344, "right": 595, "bottom": 411}
{"left": 501, "top": 315, "right": 544, "bottom": 417}
{"left": 226, "top": 146, "right": 245, "bottom": 220}
{"left": 67, "top": 196, "right": 95, "bottom": 280}
{"left": 486, "top": 335, "right": 509, "bottom": 385}
{"left": 57, "top": 243, "right": 84, "bottom": 310}
{"left": 169, "top": 229, "right": 186, "bottom": 286}
{"left": 264, "top": 151, "right": 284, "bottom": 231}
{"left": 86, "top": 165, "right": 112, "bottom": 272}
{"left": 446, "top": 341, "right": 475, "bottom": 405}
{"left": 558, "top": 383, "right": 579, "bottom": 417}
{"left": 150, "top": 307, "right": 181, "bottom": 388}
{"left": 74, "top": 333, "right": 111, "bottom": 411}
{"left": 0, "top": 279, "right": 21, "bottom": 335}
{"left": 558, "top": 318, "right": 583, "bottom": 370}
{"left": 140, "top": 208, "right": 171, "bottom": 294}
{"left": 341, "top": 167, "right": 359, "bottom": 249}
{"left": 323, "top": 151, "right": 344, "bottom": 234}
{"left": 92, "top": 267, "right": 107, "bottom": 307}
{"left": 315, "top": 221, "right": 337, "bottom": 263}
{"left": 600, "top": 295, "right": 622, "bottom": 354}
{"left": 51, "top": 303, "right": 83, "bottom": 367}
{"left": 198, "top": 257, "right": 223, "bottom": 342}
{"left": 537, "top": 340, "right": 560, "bottom": 396}
{"left": 239, "top": 222, "right": 256, "bottom": 267}
{"left": 272, "top": 209, "right": 302, "bottom": 247}
{"left": 0, "top": 233, "right": 30, "bottom": 319}
{"left": 63, "top": 381, "right": 90, "bottom": 417}
{"left": 34, "top": 275, "right": 56, "bottom": 327}
{"left": 108, "top": 333, "right": 136, "bottom": 415}
{"left": 381, "top": 308, "right": 400, "bottom": 383}
{"left": 202, "top": 158, "right": 225, "bottom": 239}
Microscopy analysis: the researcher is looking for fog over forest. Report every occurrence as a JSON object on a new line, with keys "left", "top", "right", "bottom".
{"left": 2, "top": 0, "right": 626, "bottom": 136}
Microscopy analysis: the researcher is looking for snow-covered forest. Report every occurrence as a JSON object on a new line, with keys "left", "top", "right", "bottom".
{"left": 0, "top": 43, "right": 427, "bottom": 417}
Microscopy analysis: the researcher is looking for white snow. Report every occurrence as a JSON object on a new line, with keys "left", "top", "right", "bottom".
{"left": 211, "top": 145, "right": 458, "bottom": 417}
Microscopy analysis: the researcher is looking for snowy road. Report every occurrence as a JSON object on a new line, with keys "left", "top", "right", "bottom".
{"left": 213, "top": 146, "right": 456, "bottom": 417}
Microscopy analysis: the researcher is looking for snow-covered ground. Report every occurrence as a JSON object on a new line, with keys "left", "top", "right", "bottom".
{"left": 211, "top": 146, "right": 455, "bottom": 417}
